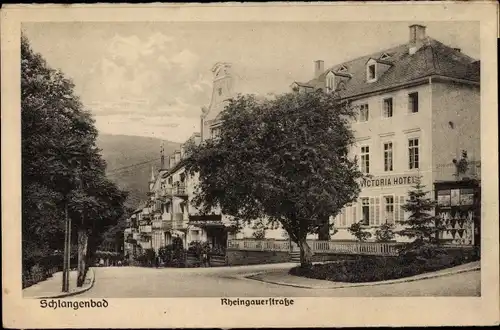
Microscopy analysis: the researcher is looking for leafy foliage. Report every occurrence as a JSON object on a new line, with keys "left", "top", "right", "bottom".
{"left": 374, "top": 223, "right": 396, "bottom": 242}
{"left": 289, "top": 254, "right": 470, "bottom": 283}
{"left": 21, "top": 34, "right": 128, "bottom": 283}
{"left": 251, "top": 219, "right": 268, "bottom": 239}
{"left": 347, "top": 222, "right": 372, "bottom": 242}
{"left": 159, "top": 237, "right": 186, "bottom": 267}
{"left": 185, "top": 91, "right": 364, "bottom": 266}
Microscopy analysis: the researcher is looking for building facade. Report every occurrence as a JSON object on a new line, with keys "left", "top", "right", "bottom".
{"left": 290, "top": 24, "right": 480, "bottom": 241}
{"left": 125, "top": 24, "right": 481, "bottom": 253}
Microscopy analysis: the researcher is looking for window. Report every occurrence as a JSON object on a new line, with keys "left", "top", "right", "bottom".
{"left": 361, "top": 146, "right": 370, "bottom": 173}
{"left": 359, "top": 104, "right": 369, "bottom": 122}
{"left": 383, "top": 98, "right": 393, "bottom": 118}
{"left": 361, "top": 198, "right": 370, "bottom": 225}
{"left": 384, "top": 196, "right": 395, "bottom": 224}
{"left": 383, "top": 142, "right": 393, "bottom": 171}
{"left": 326, "top": 74, "right": 335, "bottom": 92}
{"left": 380, "top": 53, "right": 391, "bottom": 60}
{"left": 408, "top": 92, "right": 419, "bottom": 113}
{"left": 368, "top": 64, "right": 376, "bottom": 80}
{"left": 218, "top": 88, "right": 222, "bottom": 96}
{"left": 408, "top": 138, "right": 420, "bottom": 169}
{"left": 211, "top": 127, "right": 221, "bottom": 138}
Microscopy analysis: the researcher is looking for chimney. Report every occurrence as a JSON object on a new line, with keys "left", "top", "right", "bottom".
{"left": 409, "top": 24, "right": 426, "bottom": 55}
{"left": 453, "top": 47, "right": 461, "bottom": 53}
{"left": 314, "top": 60, "right": 324, "bottom": 78}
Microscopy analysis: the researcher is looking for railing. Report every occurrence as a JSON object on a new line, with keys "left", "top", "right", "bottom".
{"left": 152, "top": 220, "right": 172, "bottom": 230}
{"left": 227, "top": 239, "right": 399, "bottom": 256}
{"left": 173, "top": 185, "right": 187, "bottom": 195}
{"left": 140, "top": 225, "right": 152, "bottom": 233}
{"left": 307, "top": 240, "right": 399, "bottom": 256}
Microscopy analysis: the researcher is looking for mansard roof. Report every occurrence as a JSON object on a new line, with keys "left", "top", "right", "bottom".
{"left": 296, "top": 37, "right": 479, "bottom": 99}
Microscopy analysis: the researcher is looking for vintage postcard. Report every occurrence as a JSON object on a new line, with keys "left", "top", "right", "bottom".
{"left": 2, "top": 2, "right": 499, "bottom": 328}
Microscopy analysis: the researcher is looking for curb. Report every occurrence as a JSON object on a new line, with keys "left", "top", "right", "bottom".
{"left": 33, "top": 268, "right": 96, "bottom": 299}
{"left": 245, "top": 264, "right": 480, "bottom": 290}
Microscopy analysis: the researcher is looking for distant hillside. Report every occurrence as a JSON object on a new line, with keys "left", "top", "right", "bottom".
{"left": 96, "top": 134, "right": 181, "bottom": 209}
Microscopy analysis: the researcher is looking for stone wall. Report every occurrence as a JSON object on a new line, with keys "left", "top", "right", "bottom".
{"left": 226, "top": 249, "right": 290, "bottom": 266}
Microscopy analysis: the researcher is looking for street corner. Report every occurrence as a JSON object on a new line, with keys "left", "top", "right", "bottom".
{"left": 33, "top": 268, "right": 96, "bottom": 299}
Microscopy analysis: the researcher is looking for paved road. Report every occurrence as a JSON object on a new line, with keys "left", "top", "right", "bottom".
{"left": 78, "top": 264, "right": 480, "bottom": 298}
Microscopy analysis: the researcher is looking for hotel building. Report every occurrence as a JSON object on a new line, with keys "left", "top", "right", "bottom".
{"left": 290, "top": 24, "right": 480, "bottom": 241}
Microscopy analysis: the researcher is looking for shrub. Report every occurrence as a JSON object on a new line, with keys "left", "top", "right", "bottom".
{"left": 289, "top": 253, "right": 470, "bottom": 283}
{"left": 374, "top": 223, "right": 396, "bottom": 242}
{"left": 348, "top": 222, "right": 372, "bottom": 241}
{"left": 160, "top": 237, "right": 186, "bottom": 267}
{"left": 188, "top": 241, "right": 210, "bottom": 259}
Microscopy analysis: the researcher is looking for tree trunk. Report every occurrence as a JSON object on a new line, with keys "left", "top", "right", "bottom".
{"left": 62, "top": 201, "right": 69, "bottom": 292}
{"left": 76, "top": 229, "right": 89, "bottom": 287}
{"left": 298, "top": 238, "right": 313, "bottom": 268}
{"left": 318, "top": 215, "right": 330, "bottom": 241}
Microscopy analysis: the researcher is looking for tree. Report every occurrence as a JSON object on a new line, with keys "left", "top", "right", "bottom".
{"left": 348, "top": 222, "right": 372, "bottom": 242}
{"left": 185, "top": 91, "right": 363, "bottom": 267}
{"left": 21, "top": 34, "right": 128, "bottom": 288}
{"left": 397, "top": 176, "right": 445, "bottom": 261}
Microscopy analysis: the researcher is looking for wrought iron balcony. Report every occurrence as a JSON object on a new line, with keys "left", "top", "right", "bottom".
{"left": 152, "top": 219, "right": 172, "bottom": 230}
{"left": 174, "top": 185, "right": 187, "bottom": 196}
{"left": 140, "top": 225, "right": 152, "bottom": 233}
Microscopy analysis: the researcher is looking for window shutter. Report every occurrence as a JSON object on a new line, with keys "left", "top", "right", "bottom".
{"left": 394, "top": 197, "right": 400, "bottom": 224}
{"left": 352, "top": 204, "right": 357, "bottom": 226}
{"left": 399, "top": 196, "right": 406, "bottom": 223}
{"left": 375, "top": 197, "right": 381, "bottom": 226}
{"left": 369, "top": 197, "right": 375, "bottom": 225}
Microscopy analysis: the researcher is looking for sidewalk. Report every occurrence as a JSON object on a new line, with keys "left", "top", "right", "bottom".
{"left": 247, "top": 261, "right": 480, "bottom": 289}
{"left": 23, "top": 268, "right": 95, "bottom": 299}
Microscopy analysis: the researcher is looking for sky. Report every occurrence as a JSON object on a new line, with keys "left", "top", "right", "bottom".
{"left": 22, "top": 21, "right": 479, "bottom": 143}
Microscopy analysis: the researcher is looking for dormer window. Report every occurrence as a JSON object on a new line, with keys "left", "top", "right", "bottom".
{"left": 337, "top": 65, "right": 348, "bottom": 73}
{"left": 379, "top": 53, "right": 391, "bottom": 61}
{"left": 368, "top": 64, "right": 376, "bottom": 81}
{"left": 325, "top": 71, "right": 335, "bottom": 92}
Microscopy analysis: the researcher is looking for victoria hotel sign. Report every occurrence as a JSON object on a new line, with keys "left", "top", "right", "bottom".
{"left": 359, "top": 174, "right": 420, "bottom": 188}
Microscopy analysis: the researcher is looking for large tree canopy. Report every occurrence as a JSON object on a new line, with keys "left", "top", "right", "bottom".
{"left": 185, "top": 91, "right": 364, "bottom": 267}
{"left": 21, "top": 34, "right": 128, "bottom": 284}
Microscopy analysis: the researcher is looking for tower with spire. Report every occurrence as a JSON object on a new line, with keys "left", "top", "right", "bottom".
{"left": 149, "top": 165, "right": 156, "bottom": 192}
{"left": 160, "top": 142, "right": 165, "bottom": 170}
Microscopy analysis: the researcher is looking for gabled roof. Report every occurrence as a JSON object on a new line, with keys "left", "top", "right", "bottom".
{"left": 296, "top": 37, "right": 479, "bottom": 99}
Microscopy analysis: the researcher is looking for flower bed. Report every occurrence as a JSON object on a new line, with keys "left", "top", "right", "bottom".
{"left": 289, "top": 253, "right": 477, "bottom": 283}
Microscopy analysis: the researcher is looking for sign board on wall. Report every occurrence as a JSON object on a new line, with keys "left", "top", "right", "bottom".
{"left": 359, "top": 175, "right": 420, "bottom": 188}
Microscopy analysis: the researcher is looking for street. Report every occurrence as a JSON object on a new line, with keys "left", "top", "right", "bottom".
{"left": 78, "top": 264, "right": 480, "bottom": 297}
